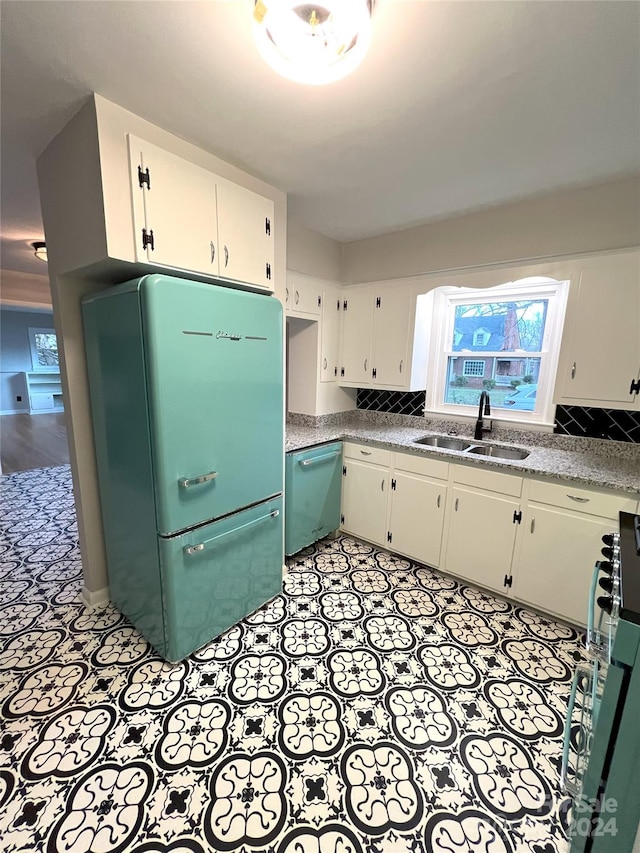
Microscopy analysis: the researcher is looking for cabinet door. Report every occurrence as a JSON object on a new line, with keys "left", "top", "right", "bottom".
{"left": 388, "top": 472, "right": 446, "bottom": 567}
{"left": 129, "top": 136, "right": 218, "bottom": 276}
{"left": 372, "top": 289, "right": 412, "bottom": 388}
{"left": 444, "top": 486, "right": 519, "bottom": 594}
{"left": 341, "top": 460, "right": 388, "bottom": 546}
{"left": 320, "top": 291, "right": 341, "bottom": 382}
{"left": 559, "top": 252, "right": 640, "bottom": 407}
{"left": 514, "top": 505, "right": 616, "bottom": 626}
{"left": 340, "top": 290, "right": 373, "bottom": 385}
{"left": 287, "top": 275, "right": 322, "bottom": 317}
{"left": 216, "top": 178, "right": 274, "bottom": 290}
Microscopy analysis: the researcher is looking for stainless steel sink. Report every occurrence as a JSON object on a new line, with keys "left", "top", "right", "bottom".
{"left": 466, "top": 445, "right": 530, "bottom": 460}
{"left": 414, "top": 436, "right": 471, "bottom": 451}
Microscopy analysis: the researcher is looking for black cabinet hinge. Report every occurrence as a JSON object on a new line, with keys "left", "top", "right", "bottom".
{"left": 334, "top": 366, "right": 338, "bottom": 377}
{"left": 142, "top": 228, "right": 154, "bottom": 251}
{"left": 336, "top": 299, "right": 341, "bottom": 311}
{"left": 340, "top": 367, "right": 345, "bottom": 377}
{"left": 391, "top": 478, "right": 396, "bottom": 491}
{"left": 265, "top": 217, "right": 271, "bottom": 236}
{"left": 630, "top": 378, "right": 640, "bottom": 395}
{"left": 265, "top": 263, "right": 271, "bottom": 280}
{"left": 342, "top": 465, "right": 347, "bottom": 476}
{"left": 138, "top": 166, "right": 150, "bottom": 189}
{"left": 513, "top": 510, "right": 522, "bottom": 524}
{"left": 317, "top": 295, "right": 322, "bottom": 308}
{"left": 343, "top": 300, "right": 348, "bottom": 311}
{"left": 376, "top": 296, "right": 381, "bottom": 308}
{"left": 372, "top": 368, "right": 377, "bottom": 379}
{"left": 340, "top": 514, "right": 345, "bottom": 525}
{"left": 387, "top": 531, "right": 393, "bottom": 543}
{"left": 503, "top": 574, "right": 513, "bottom": 588}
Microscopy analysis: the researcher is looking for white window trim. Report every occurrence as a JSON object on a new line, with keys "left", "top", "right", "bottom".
{"left": 424, "top": 278, "right": 569, "bottom": 428}
{"left": 28, "top": 327, "right": 59, "bottom": 373}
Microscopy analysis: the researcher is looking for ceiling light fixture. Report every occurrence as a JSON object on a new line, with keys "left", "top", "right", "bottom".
{"left": 253, "top": 1, "right": 374, "bottom": 85}
{"left": 32, "top": 241, "right": 48, "bottom": 262}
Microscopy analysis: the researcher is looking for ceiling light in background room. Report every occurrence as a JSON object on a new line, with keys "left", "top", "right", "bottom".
{"left": 32, "top": 241, "right": 48, "bottom": 262}
{"left": 253, "top": 1, "right": 374, "bottom": 85}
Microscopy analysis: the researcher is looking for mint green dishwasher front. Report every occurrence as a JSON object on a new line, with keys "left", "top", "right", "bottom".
{"left": 285, "top": 442, "right": 342, "bottom": 556}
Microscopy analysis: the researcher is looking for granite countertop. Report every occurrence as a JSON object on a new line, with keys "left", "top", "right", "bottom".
{"left": 285, "top": 414, "right": 640, "bottom": 495}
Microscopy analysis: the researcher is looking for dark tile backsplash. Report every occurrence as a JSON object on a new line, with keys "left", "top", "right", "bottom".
{"left": 356, "top": 390, "right": 640, "bottom": 444}
{"left": 554, "top": 405, "right": 640, "bottom": 443}
{"left": 356, "top": 389, "right": 426, "bottom": 417}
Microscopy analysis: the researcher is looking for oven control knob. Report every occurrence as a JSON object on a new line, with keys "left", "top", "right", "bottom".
{"left": 598, "top": 560, "right": 614, "bottom": 575}
{"left": 602, "top": 533, "right": 619, "bottom": 547}
{"left": 601, "top": 546, "right": 619, "bottom": 561}
{"left": 597, "top": 595, "right": 614, "bottom": 615}
{"left": 599, "top": 577, "right": 614, "bottom": 593}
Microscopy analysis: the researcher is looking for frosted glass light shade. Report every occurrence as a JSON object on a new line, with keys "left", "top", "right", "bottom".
{"left": 253, "top": 1, "right": 373, "bottom": 85}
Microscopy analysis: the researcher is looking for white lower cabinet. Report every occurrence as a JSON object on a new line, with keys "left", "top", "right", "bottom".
{"left": 387, "top": 454, "right": 449, "bottom": 568}
{"left": 511, "top": 480, "right": 639, "bottom": 625}
{"left": 341, "top": 444, "right": 390, "bottom": 547}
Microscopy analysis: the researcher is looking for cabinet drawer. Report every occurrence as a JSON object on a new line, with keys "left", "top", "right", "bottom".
{"left": 453, "top": 463, "right": 522, "bottom": 497}
{"left": 343, "top": 442, "right": 390, "bottom": 467}
{"left": 393, "top": 451, "right": 449, "bottom": 481}
{"left": 528, "top": 479, "right": 638, "bottom": 518}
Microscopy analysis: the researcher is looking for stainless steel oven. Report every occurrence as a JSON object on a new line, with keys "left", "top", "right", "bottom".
{"left": 561, "top": 512, "right": 640, "bottom": 852}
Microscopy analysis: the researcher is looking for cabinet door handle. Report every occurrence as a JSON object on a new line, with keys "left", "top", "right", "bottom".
{"left": 399, "top": 360, "right": 403, "bottom": 374}
{"left": 567, "top": 494, "right": 589, "bottom": 503}
{"left": 285, "top": 287, "right": 289, "bottom": 303}
{"left": 381, "top": 479, "right": 385, "bottom": 491}
{"left": 323, "top": 357, "right": 327, "bottom": 370}
{"left": 530, "top": 518, "right": 535, "bottom": 533}
{"left": 437, "top": 494, "right": 441, "bottom": 508}
{"left": 224, "top": 245, "right": 229, "bottom": 267}
{"left": 364, "top": 358, "right": 368, "bottom": 372}
{"left": 360, "top": 450, "right": 372, "bottom": 456}
{"left": 571, "top": 362, "right": 576, "bottom": 379}
{"left": 210, "top": 241, "right": 216, "bottom": 264}
{"left": 295, "top": 290, "right": 300, "bottom": 305}
{"left": 455, "top": 498, "right": 459, "bottom": 511}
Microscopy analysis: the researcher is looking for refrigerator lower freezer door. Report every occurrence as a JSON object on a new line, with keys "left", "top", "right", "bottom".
{"left": 159, "top": 496, "right": 283, "bottom": 662}
{"left": 285, "top": 442, "right": 342, "bottom": 556}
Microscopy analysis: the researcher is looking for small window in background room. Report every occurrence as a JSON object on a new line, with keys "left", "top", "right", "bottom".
{"left": 28, "top": 327, "right": 59, "bottom": 371}
{"left": 425, "top": 279, "right": 569, "bottom": 426}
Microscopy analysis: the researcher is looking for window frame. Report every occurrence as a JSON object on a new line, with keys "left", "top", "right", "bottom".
{"left": 425, "top": 278, "right": 569, "bottom": 428}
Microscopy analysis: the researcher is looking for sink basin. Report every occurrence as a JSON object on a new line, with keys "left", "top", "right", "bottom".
{"left": 414, "top": 436, "right": 471, "bottom": 451}
{"left": 466, "top": 445, "right": 530, "bottom": 460}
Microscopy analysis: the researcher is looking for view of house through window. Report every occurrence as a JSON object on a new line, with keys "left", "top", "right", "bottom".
{"left": 427, "top": 279, "right": 569, "bottom": 424}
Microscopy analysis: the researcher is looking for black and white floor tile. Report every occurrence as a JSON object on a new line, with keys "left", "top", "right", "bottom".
{"left": 0, "top": 465, "right": 586, "bottom": 853}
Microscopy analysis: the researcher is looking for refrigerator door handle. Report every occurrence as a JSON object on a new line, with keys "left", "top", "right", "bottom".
{"left": 184, "top": 509, "right": 280, "bottom": 555}
{"left": 178, "top": 471, "right": 218, "bottom": 488}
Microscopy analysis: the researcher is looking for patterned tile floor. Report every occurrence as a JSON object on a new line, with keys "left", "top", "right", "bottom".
{"left": 0, "top": 465, "right": 586, "bottom": 853}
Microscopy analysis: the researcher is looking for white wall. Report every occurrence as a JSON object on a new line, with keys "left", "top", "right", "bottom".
{"left": 0, "top": 307, "right": 55, "bottom": 413}
{"left": 287, "top": 220, "right": 342, "bottom": 281}
{"left": 342, "top": 176, "right": 640, "bottom": 283}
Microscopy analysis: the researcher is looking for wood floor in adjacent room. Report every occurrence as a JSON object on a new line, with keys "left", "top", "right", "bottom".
{"left": 0, "top": 412, "right": 69, "bottom": 474}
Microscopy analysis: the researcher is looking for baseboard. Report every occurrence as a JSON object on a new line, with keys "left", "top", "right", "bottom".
{"left": 0, "top": 408, "right": 27, "bottom": 416}
{"left": 81, "top": 585, "right": 110, "bottom": 608}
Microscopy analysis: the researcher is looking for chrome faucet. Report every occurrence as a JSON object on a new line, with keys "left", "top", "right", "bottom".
{"left": 474, "top": 391, "right": 492, "bottom": 440}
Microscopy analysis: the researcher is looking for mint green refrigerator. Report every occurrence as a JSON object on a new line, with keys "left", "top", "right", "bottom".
{"left": 83, "top": 274, "right": 284, "bottom": 662}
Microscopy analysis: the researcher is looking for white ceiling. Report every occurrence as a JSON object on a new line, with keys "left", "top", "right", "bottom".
{"left": 2, "top": 0, "right": 639, "bottom": 276}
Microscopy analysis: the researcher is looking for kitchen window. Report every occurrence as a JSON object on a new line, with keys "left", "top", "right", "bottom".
{"left": 425, "top": 278, "right": 569, "bottom": 426}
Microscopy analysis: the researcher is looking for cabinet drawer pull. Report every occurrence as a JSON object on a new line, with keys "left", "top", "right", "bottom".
{"left": 455, "top": 498, "right": 459, "bottom": 511}
{"left": 530, "top": 518, "right": 535, "bottom": 533}
{"left": 224, "top": 245, "right": 229, "bottom": 267}
{"left": 571, "top": 362, "right": 576, "bottom": 379}
{"left": 179, "top": 470, "right": 218, "bottom": 488}
{"left": 295, "top": 289, "right": 300, "bottom": 305}
{"left": 210, "top": 241, "right": 216, "bottom": 264}
{"left": 360, "top": 450, "right": 372, "bottom": 456}
{"left": 437, "top": 494, "right": 441, "bottom": 508}
{"left": 566, "top": 494, "right": 589, "bottom": 503}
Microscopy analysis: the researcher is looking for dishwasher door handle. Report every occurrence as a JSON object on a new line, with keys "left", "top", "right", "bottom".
{"left": 299, "top": 450, "right": 342, "bottom": 467}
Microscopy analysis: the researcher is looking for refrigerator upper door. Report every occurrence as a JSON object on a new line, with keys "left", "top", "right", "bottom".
{"left": 140, "top": 275, "right": 283, "bottom": 535}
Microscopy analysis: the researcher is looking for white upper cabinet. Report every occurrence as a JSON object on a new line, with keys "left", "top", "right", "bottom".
{"left": 216, "top": 178, "right": 274, "bottom": 290}
{"left": 285, "top": 273, "right": 322, "bottom": 318}
{"left": 320, "top": 287, "right": 342, "bottom": 382}
{"left": 339, "top": 286, "right": 429, "bottom": 391}
{"left": 555, "top": 251, "right": 640, "bottom": 409}
{"left": 128, "top": 135, "right": 274, "bottom": 290}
